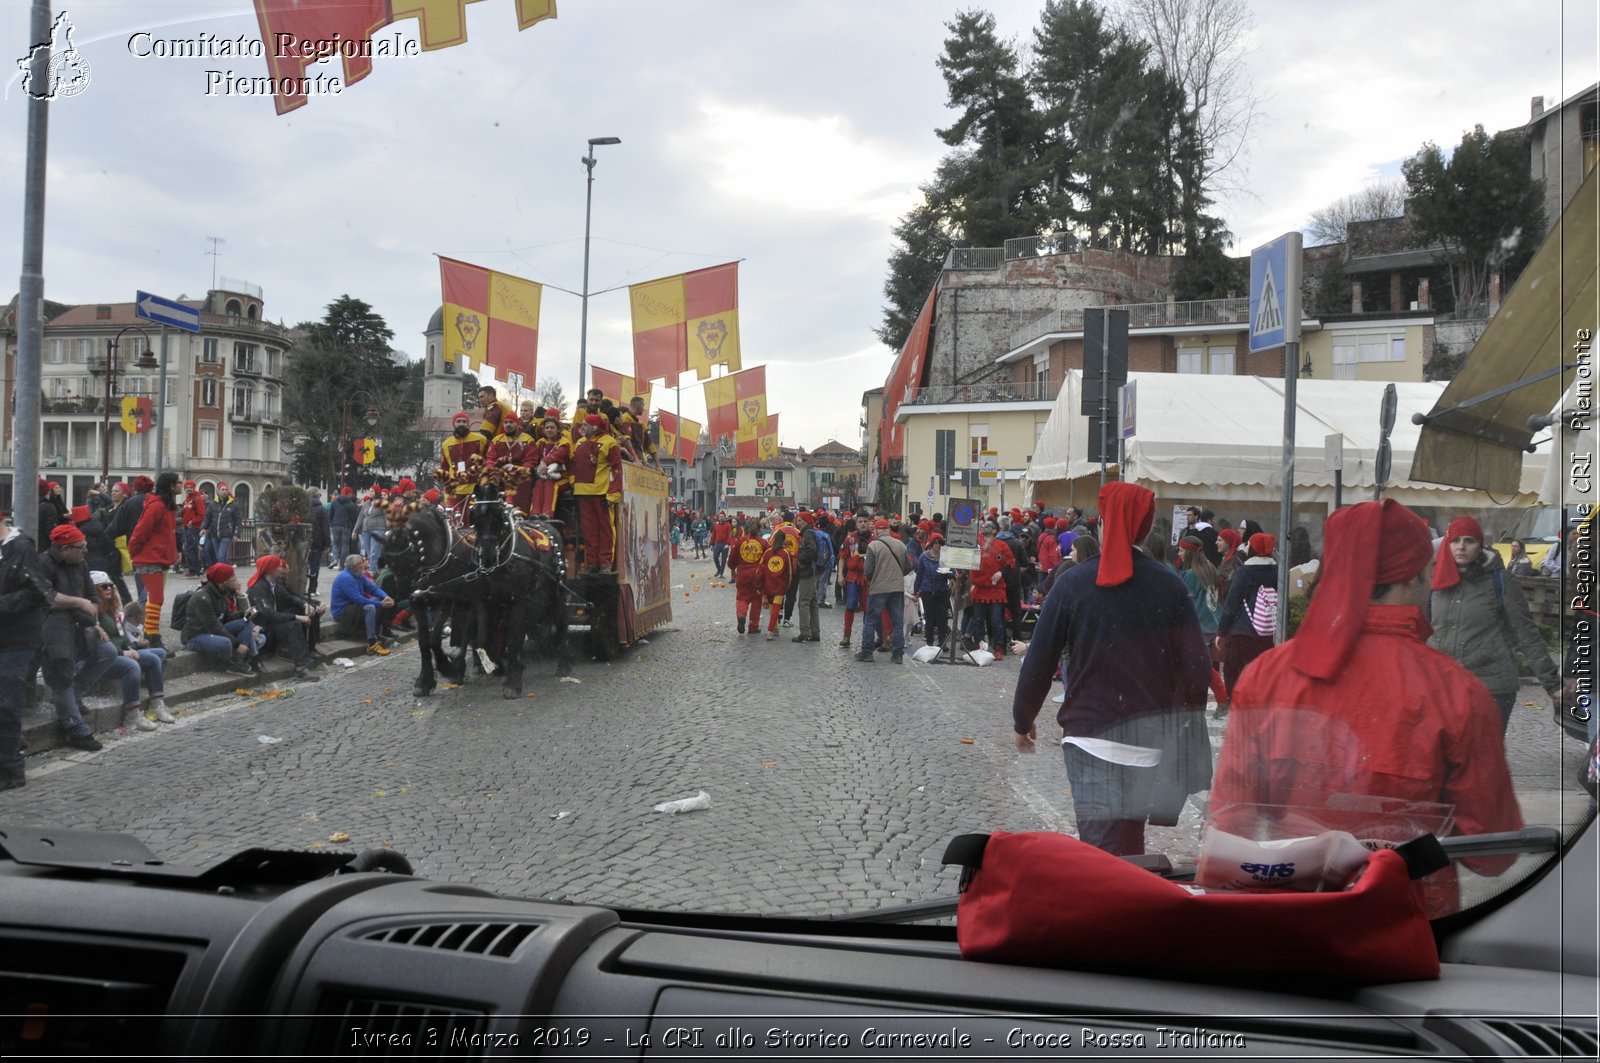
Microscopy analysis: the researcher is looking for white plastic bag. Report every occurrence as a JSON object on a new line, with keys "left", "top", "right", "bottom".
{"left": 653, "top": 790, "right": 712, "bottom": 814}
{"left": 911, "top": 645, "right": 941, "bottom": 664}
{"left": 964, "top": 649, "right": 996, "bottom": 667}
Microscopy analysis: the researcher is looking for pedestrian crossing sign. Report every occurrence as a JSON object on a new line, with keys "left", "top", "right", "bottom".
{"left": 1249, "top": 232, "right": 1302, "bottom": 354}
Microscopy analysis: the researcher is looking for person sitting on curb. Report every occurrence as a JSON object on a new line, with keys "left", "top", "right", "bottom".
{"left": 181, "top": 563, "right": 267, "bottom": 677}
{"left": 38, "top": 523, "right": 126, "bottom": 751}
{"left": 247, "top": 555, "right": 327, "bottom": 681}
{"left": 92, "top": 571, "right": 173, "bottom": 730}
{"left": 330, "top": 554, "right": 395, "bottom": 655}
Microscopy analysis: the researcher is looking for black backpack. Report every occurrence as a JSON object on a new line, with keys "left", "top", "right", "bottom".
{"left": 170, "top": 588, "right": 196, "bottom": 632}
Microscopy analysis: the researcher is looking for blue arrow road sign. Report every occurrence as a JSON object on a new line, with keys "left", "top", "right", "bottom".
{"left": 135, "top": 290, "right": 201, "bottom": 333}
{"left": 1249, "top": 233, "right": 1302, "bottom": 354}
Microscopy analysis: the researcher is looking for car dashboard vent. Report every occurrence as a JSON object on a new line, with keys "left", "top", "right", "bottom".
{"left": 1482, "top": 1018, "right": 1599, "bottom": 1057}
{"left": 360, "top": 922, "right": 538, "bottom": 958}
{"left": 315, "top": 992, "right": 485, "bottom": 1057}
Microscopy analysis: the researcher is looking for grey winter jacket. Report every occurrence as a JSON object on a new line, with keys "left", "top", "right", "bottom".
{"left": 356, "top": 501, "right": 388, "bottom": 535}
{"left": 1428, "top": 549, "right": 1560, "bottom": 697}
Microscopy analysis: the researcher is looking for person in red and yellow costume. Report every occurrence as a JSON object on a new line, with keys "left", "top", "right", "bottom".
{"left": 486, "top": 413, "right": 537, "bottom": 514}
{"left": 381, "top": 478, "right": 421, "bottom": 535}
{"left": 616, "top": 395, "right": 660, "bottom": 467}
{"left": 571, "top": 413, "right": 622, "bottom": 571}
{"left": 757, "top": 529, "right": 793, "bottom": 639}
{"left": 1210, "top": 498, "right": 1523, "bottom": 918}
{"left": 439, "top": 412, "right": 489, "bottom": 520}
{"left": 476, "top": 384, "right": 516, "bottom": 441}
{"left": 530, "top": 411, "right": 575, "bottom": 527}
{"left": 730, "top": 522, "right": 767, "bottom": 635}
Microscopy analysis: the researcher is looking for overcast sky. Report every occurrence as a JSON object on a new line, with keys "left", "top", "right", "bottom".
{"left": 2, "top": 1, "right": 1595, "bottom": 449}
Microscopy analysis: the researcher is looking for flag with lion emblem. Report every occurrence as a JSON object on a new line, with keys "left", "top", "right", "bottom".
{"left": 438, "top": 255, "right": 542, "bottom": 383}
{"left": 704, "top": 364, "right": 765, "bottom": 448}
{"left": 628, "top": 261, "right": 740, "bottom": 386}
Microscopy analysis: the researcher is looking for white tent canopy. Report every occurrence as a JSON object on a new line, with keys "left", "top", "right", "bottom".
{"left": 1027, "top": 370, "right": 1549, "bottom": 510}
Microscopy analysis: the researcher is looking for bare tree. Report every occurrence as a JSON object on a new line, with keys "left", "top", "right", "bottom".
{"left": 1306, "top": 178, "right": 1407, "bottom": 246}
{"left": 1116, "top": 0, "right": 1262, "bottom": 194}
{"left": 536, "top": 375, "right": 568, "bottom": 416}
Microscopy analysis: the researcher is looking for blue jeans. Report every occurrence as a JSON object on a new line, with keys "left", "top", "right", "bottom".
{"left": 863, "top": 591, "right": 905, "bottom": 655}
{"left": 185, "top": 618, "right": 265, "bottom": 665}
{"left": 134, "top": 647, "right": 167, "bottom": 698}
{"left": 360, "top": 530, "right": 384, "bottom": 569}
{"left": 215, "top": 537, "right": 233, "bottom": 566}
{"left": 1062, "top": 743, "right": 1157, "bottom": 856}
{"left": 50, "top": 641, "right": 140, "bottom": 735}
{"left": 180, "top": 527, "right": 202, "bottom": 573}
{"left": 336, "top": 603, "right": 380, "bottom": 641}
{"left": 711, "top": 542, "right": 729, "bottom": 575}
{"left": 331, "top": 527, "right": 352, "bottom": 566}
{"left": 0, "top": 648, "right": 33, "bottom": 780}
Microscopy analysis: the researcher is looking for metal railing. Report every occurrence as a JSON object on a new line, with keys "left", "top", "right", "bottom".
{"left": 905, "top": 379, "right": 1058, "bottom": 406}
{"left": 943, "top": 247, "right": 1005, "bottom": 271}
{"left": 1004, "top": 233, "right": 1080, "bottom": 259}
{"left": 213, "top": 315, "right": 290, "bottom": 339}
{"left": 1010, "top": 296, "right": 1250, "bottom": 352}
{"left": 217, "top": 277, "right": 264, "bottom": 300}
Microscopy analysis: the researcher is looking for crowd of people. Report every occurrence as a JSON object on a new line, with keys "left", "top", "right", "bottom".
{"left": 686, "top": 488, "right": 1579, "bottom": 917}
{"left": 3, "top": 379, "right": 1584, "bottom": 897}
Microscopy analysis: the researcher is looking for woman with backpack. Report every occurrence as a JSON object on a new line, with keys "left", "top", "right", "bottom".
{"left": 1429, "top": 516, "right": 1562, "bottom": 733}
{"left": 1216, "top": 531, "right": 1279, "bottom": 699}
{"left": 1177, "top": 535, "right": 1232, "bottom": 717}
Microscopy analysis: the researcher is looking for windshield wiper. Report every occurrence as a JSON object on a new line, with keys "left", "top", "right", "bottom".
{"left": 833, "top": 827, "right": 1567, "bottom": 925}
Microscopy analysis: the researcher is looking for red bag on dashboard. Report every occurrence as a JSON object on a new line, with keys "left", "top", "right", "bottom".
{"left": 949, "top": 831, "right": 1441, "bottom": 984}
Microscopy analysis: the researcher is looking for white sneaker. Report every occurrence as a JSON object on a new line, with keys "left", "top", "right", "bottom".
{"left": 149, "top": 699, "right": 176, "bottom": 724}
{"left": 129, "top": 710, "right": 158, "bottom": 732}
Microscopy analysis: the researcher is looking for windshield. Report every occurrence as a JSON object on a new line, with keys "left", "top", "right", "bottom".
{"left": 0, "top": 0, "right": 1593, "bottom": 924}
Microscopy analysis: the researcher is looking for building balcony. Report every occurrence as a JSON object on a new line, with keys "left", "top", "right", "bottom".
{"left": 904, "top": 378, "right": 1059, "bottom": 407}
{"left": 229, "top": 408, "right": 281, "bottom": 426}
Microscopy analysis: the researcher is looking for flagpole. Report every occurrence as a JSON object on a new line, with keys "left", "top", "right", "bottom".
{"left": 577, "top": 136, "right": 620, "bottom": 400}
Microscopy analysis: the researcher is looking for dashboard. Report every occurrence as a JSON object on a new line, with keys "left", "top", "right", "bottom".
{"left": 1, "top": 821, "right": 1595, "bottom": 1059}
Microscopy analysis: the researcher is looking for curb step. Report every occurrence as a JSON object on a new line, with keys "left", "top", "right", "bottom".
{"left": 18, "top": 631, "right": 416, "bottom": 758}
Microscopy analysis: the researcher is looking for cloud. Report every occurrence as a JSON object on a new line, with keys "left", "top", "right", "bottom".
{"left": 667, "top": 99, "right": 934, "bottom": 223}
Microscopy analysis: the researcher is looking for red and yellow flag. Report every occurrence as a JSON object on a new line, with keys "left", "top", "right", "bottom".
{"left": 629, "top": 262, "right": 741, "bottom": 386}
{"left": 590, "top": 365, "right": 652, "bottom": 409}
{"left": 703, "top": 365, "right": 764, "bottom": 445}
{"left": 119, "top": 396, "right": 153, "bottom": 435}
{"left": 658, "top": 412, "right": 702, "bottom": 464}
{"left": 254, "top": 1, "right": 559, "bottom": 115}
{"left": 738, "top": 413, "right": 779, "bottom": 467}
{"left": 438, "top": 256, "right": 542, "bottom": 385}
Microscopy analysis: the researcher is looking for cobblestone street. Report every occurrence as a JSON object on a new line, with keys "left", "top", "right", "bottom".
{"left": 4, "top": 565, "right": 1589, "bottom": 917}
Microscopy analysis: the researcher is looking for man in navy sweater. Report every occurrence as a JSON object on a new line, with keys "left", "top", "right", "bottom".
{"left": 1013, "top": 482, "right": 1211, "bottom": 856}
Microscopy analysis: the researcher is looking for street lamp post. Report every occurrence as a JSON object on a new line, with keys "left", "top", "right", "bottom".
{"left": 91, "top": 326, "right": 157, "bottom": 483}
{"left": 577, "top": 136, "right": 620, "bottom": 400}
{"left": 339, "top": 391, "right": 381, "bottom": 489}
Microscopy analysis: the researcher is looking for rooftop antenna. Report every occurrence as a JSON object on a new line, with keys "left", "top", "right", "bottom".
{"left": 205, "top": 235, "right": 225, "bottom": 290}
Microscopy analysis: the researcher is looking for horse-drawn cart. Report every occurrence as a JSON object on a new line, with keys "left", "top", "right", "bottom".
{"left": 566, "top": 462, "right": 674, "bottom": 660}
{"left": 393, "top": 461, "right": 673, "bottom": 698}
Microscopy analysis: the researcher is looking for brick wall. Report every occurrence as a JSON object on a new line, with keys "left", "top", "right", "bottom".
{"left": 927, "top": 251, "right": 1183, "bottom": 387}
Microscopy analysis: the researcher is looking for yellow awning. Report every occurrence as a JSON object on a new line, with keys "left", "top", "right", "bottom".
{"left": 1410, "top": 166, "right": 1596, "bottom": 495}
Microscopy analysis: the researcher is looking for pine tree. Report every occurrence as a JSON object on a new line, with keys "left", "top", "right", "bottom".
{"left": 1402, "top": 125, "right": 1545, "bottom": 313}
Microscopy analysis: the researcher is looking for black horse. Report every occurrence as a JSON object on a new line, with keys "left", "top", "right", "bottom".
{"left": 467, "top": 486, "right": 573, "bottom": 695}
{"left": 384, "top": 504, "right": 483, "bottom": 697}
